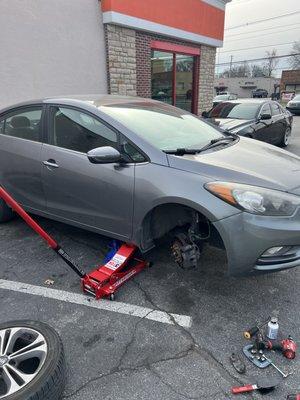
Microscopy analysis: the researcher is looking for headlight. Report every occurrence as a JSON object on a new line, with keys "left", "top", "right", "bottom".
{"left": 205, "top": 182, "right": 300, "bottom": 216}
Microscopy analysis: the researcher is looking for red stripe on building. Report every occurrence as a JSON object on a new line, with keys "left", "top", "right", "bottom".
{"left": 101, "top": 0, "right": 225, "bottom": 41}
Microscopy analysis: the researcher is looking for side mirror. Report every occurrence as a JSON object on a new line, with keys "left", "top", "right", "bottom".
{"left": 87, "top": 146, "right": 122, "bottom": 164}
{"left": 202, "top": 111, "right": 209, "bottom": 118}
{"left": 259, "top": 113, "right": 272, "bottom": 120}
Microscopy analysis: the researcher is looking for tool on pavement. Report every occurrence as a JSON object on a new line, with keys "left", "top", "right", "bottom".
{"left": 243, "top": 344, "right": 271, "bottom": 368}
{"left": 262, "top": 355, "right": 292, "bottom": 379}
{"left": 265, "top": 336, "right": 297, "bottom": 360}
{"left": 243, "top": 317, "right": 270, "bottom": 339}
{"left": 230, "top": 353, "right": 246, "bottom": 374}
{"left": 287, "top": 395, "right": 300, "bottom": 400}
{"left": 231, "top": 376, "right": 281, "bottom": 395}
{"left": 0, "top": 186, "right": 149, "bottom": 300}
{"left": 267, "top": 317, "right": 279, "bottom": 340}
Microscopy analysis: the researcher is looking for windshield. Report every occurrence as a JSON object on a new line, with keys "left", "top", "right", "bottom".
{"left": 214, "top": 95, "right": 229, "bottom": 101}
{"left": 293, "top": 95, "right": 300, "bottom": 101}
{"left": 208, "top": 102, "right": 260, "bottom": 120}
{"left": 100, "top": 102, "right": 224, "bottom": 151}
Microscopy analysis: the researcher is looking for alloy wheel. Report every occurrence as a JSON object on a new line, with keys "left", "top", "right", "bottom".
{"left": 0, "top": 327, "right": 47, "bottom": 398}
{"left": 284, "top": 127, "right": 292, "bottom": 146}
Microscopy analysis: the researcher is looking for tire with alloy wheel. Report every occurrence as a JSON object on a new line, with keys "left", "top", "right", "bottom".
{"left": 0, "top": 199, "right": 14, "bottom": 223}
{"left": 280, "top": 127, "right": 292, "bottom": 147}
{"left": 0, "top": 320, "right": 65, "bottom": 400}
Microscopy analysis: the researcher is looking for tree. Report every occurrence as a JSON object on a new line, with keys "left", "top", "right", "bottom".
{"left": 263, "top": 49, "right": 279, "bottom": 77}
{"left": 289, "top": 41, "right": 300, "bottom": 69}
{"left": 220, "top": 63, "right": 251, "bottom": 78}
{"left": 251, "top": 64, "right": 267, "bottom": 77}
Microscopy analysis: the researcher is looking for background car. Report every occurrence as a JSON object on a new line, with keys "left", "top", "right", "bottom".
{"left": 252, "top": 88, "right": 268, "bottom": 98}
{"left": 286, "top": 94, "right": 300, "bottom": 115}
{"left": 213, "top": 93, "right": 237, "bottom": 107}
{"left": 203, "top": 99, "right": 293, "bottom": 147}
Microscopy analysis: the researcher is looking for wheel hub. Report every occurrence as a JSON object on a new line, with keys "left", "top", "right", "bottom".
{"left": 171, "top": 233, "right": 201, "bottom": 270}
{"left": 0, "top": 327, "right": 48, "bottom": 398}
{"left": 0, "top": 356, "right": 8, "bottom": 367}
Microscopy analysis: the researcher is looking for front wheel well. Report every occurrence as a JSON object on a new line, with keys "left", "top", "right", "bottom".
{"left": 140, "top": 203, "right": 225, "bottom": 251}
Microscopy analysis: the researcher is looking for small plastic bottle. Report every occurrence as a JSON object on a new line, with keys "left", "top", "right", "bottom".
{"left": 267, "top": 317, "right": 279, "bottom": 340}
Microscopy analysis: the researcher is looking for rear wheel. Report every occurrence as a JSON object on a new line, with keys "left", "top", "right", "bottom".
{"left": 0, "top": 199, "right": 14, "bottom": 223}
{"left": 0, "top": 320, "right": 65, "bottom": 400}
{"left": 280, "top": 127, "right": 292, "bottom": 147}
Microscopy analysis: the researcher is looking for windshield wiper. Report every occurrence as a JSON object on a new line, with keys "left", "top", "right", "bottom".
{"left": 163, "top": 148, "right": 202, "bottom": 155}
{"left": 197, "top": 136, "right": 237, "bottom": 153}
{"left": 164, "top": 136, "right": 237, "bottom": 156}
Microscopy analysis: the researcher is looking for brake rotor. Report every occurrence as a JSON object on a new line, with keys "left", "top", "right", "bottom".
{"left": 171, "top": 233, "right": 200, "bottom": 270}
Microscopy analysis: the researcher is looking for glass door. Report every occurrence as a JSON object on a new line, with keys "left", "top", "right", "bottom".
{"left": 175, "top": 54, "right": 194, "bottom": 112}
{"left": 151, "top": 51, "right": 174, "bottom": 105}
{"left": 151, "top": 49, "right": 198, "bottom": 113}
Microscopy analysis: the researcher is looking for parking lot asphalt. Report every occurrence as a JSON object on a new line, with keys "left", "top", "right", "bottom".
{"left": 0, "top": 116, "right": 300, "bottom": 400}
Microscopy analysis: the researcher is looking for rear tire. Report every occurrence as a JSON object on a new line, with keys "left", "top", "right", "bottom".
{"left": 0, "top": 199, "right": 14, "bottom": 222}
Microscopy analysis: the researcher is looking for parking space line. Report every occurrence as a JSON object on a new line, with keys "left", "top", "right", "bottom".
{"left": 0, "top": 279, "right": 192, "bottom": 328}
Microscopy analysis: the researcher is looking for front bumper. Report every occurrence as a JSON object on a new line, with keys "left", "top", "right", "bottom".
{"left": 213, "top": 209, "right": 300, "bottom": 276}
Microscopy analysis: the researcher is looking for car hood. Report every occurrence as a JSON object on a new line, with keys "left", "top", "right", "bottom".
{"left": 167, "top": 137, "right": 300, "bottom": 193}
{"left": 209, "top": 118, "right": 254, "bottom": 131}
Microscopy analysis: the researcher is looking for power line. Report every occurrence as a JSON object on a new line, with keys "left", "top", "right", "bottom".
{"left": 224, "top": 27, "right": 300, "bottom": 42}
{"left": 216, "top": 53, "right": 300, "bottom": 66}
{"left": 225, "top": 22, "right": 300, "bottom": 38}
{"left": 220, "top": 41, "right": 295, "bottom": 53}
{"left": 225, "top": 11, "right": 300, "bottom": 30}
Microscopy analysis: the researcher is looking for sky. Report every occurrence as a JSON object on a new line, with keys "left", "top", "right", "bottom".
{"left": 216, "top": 0, "right": 300, "bottom": 77}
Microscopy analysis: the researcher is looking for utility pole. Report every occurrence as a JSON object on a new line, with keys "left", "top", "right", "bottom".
{"left": 229, "top": 55, "right": 233, "bottom": 77}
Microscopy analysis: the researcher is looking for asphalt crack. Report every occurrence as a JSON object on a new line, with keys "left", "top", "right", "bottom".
{"left": 133, "top": 279, "right": 244, "bottom": 389}
{"left": 63, "top": 276, "right": 246, "bottom": 399}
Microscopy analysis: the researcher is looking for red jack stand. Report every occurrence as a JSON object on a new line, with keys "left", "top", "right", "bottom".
{"left": 0, "top": 186, "right": 149, "bottom": 300}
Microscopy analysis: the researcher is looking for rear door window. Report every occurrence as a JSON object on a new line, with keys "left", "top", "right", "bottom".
{"left": 1, "top": 107, "right": 43, "bottom": 142}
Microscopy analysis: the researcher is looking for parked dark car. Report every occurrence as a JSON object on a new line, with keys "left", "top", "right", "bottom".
{"left": 252, "top": 88, "right": 268, "bottom": 98}
{"left": 286, "top": 94, "right": 300, "bottom": 115}
{"left": 203, "top": 99, "right": 293, "bottom": 147}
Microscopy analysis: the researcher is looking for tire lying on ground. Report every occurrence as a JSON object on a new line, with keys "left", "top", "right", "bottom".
{"left": 0, "top": 320, "right": 66, "bottom": 400}
{"left": 0, "top": 199, "right": 14, "bottom": 223}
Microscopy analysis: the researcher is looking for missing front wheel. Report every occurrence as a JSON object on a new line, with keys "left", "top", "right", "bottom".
{"left": 171, "top": 233, "right": 201, "bottom": 270}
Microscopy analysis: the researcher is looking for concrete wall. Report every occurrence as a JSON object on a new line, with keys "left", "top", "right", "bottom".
{"left": 214, "top": 77, "right": 280, "bottom": 98}
{"left": 0, "top": 0, "right": 107, "bottom": 109}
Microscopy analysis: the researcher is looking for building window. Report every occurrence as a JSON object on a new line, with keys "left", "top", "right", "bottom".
{"left": 150, "top": 42, "right": 200, "bottom": 114}
{"left": 285, "top": 84, "right": 300, "bottom": 93}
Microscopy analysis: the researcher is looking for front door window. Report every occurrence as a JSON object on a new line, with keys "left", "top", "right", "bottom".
{"left": 151, "top": 50, "right": 197, "bottom": 113}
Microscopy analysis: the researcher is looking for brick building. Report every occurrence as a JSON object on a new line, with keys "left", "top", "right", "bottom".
{"left": 0, "top": 0, "right": 230, "bottom": 114}
{"left": 280, "top": 69, "right": 300, "bottom": 95}
{"left": 102, "top": 0, "right": 230, "bottom": 114}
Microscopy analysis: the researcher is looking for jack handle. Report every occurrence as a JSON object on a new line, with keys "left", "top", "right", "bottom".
{"left": 0, "top": 186, "right": 85, "bottom": 278}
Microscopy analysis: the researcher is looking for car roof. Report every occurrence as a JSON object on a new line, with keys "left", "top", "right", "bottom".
{"left": 0, "top": 94, "right": 159, "bottom": 112}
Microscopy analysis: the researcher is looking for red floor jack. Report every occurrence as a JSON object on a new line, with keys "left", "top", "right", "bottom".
{"left": 0, "top": 186, "right": 149, "bottom": 300}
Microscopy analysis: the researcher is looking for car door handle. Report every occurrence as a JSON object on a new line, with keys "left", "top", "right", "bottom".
{"left": 43, "top": 159, "right": 59, "bottom": 168}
